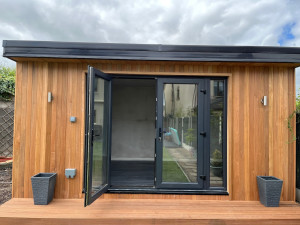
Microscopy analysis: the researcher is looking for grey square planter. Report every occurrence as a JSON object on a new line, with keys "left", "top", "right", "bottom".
{"left": 31, "top": 173, "right": 57, "bottom": 205}
{"left": 257, "top": 176, "right": 283, "bottom": 207}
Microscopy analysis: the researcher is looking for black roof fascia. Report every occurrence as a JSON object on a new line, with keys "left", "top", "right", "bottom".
{"left": 3, "top": 40, "right": 300, "bottom": 63}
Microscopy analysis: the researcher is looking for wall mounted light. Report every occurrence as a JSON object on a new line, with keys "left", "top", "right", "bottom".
{"left": 48, "top": 92, "right": 53, "bottom": 103}
{"left": 261, "top": 96, "right": 267, "bottom": 106}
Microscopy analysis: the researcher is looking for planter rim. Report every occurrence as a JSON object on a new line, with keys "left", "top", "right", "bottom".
{"left": 31, "top": 173, "right": 57, "bottom": 179}
{"left": 257, "top": 176, "right": 283, "bottom": 182}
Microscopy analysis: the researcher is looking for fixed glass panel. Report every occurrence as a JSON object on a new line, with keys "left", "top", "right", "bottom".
{"left": 91, "top": 77, "right": 109, "bottom": 194}
{"left": 210, "top": 80, "right": 224, "bottom": 187}
{"left": 162, "top": 84, "right": 198, "bottom": 183}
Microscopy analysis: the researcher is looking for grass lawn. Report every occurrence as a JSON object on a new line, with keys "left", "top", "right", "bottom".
{"left": 162, "top": 148, "right": 189, "bottom": 183}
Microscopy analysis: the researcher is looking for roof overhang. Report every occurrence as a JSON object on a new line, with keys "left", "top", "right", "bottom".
{"left": 3, "top": 40, "right": 300, "bottom": 64}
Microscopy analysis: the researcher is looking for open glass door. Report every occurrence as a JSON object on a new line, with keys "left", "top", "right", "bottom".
{"left": 156, "top": 78, "right": 208, "bottom": 189}
{"left": 84, "top": 66, "right": 112, "bottom": 206}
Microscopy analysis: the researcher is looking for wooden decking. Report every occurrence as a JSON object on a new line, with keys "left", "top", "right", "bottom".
{"left": 1, "top": 198, "right": 300, "bottom": 225}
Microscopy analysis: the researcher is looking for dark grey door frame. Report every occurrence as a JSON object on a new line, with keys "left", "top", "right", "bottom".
{"left": 83, "top": 74, "right": 228, "bottom": 201}
{"left": 155, "top": 78, "right": 210, "bottom": 189}
{"left": 84, "top": 66, "right": 112, "bottom": 206}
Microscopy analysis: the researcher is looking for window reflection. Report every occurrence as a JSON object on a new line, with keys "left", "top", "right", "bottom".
{"left": 92, "top": 78, "right": 108, "bottom": 193}
{"left": 210, "top": 80, "right": 225, "bottom": 187}
{"left": 162, "top": 84, "right": 198, "bottom": 183}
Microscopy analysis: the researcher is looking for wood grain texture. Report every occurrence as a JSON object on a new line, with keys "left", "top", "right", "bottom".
{"left": 12, "top": 60, "right": 296, "bottom": 200}
{"left": 1, "top": 198, "right": 300, "bottom": 225}
{"left": 12, "top": 62, "right": 86, "bottom": 199}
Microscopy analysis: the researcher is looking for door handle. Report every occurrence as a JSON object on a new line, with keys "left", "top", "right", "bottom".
{"left": 158, "top": 128, "right": 162, "bottom": 142}
{"left": 200, "top": 132, "right": 206, "bottom": 137}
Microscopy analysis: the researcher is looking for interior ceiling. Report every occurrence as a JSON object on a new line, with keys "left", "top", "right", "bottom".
{"left": 113, "top": 78, "right": 156, "bottom": 87}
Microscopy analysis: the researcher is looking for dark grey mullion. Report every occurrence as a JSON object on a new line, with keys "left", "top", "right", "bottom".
{"left": 197, "top": 80, "right": 204, "bottom": 188}
{"left": 107, "top": 79, "right": 112, "bottom": 189}
{"left": 203, "top": 78, "right": 211, "bottom": 190}
{"left": 222, "top": 79, "right": 228, "bottom": 191}
{"left": 197, "top": 79, "right": 207, "bottom": 188}
{"left": 155, "top": 79, "right": 163, "bottom": 187}
{"left": 83, "top": 73, "right": 89, "bottom": 206}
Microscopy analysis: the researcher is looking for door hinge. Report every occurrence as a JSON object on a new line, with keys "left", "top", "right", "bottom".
{"left": 156, "top": 98, "right": 157, "bottom": 102}
{"left": 199, "top": 175, "right": 206, "bottom": 180}
{"left": 200, "top": 132, "right": 206, "bottom": 137}
{"left": 155, "top": 177, "right": 157, "bottom": 182}
{"left": 155, "top": 153, "right": 156, "bottom": 158}
{"left": 200, "top": 89, "right": 206, "bottom": 94}
{"left": 91, "top": 129, "right": 94, "bottom": 139}
{"left": 82, "top": 188, "right": 86, "bottom": 194}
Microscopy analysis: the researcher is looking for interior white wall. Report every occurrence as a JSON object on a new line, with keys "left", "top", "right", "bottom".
{"left": 111, "top": 79, "right": 156, "bottom": 161}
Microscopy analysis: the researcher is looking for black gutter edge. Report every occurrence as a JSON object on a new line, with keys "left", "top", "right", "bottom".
{"left": 3, "top": 40, "right": 300, "bottom": 63}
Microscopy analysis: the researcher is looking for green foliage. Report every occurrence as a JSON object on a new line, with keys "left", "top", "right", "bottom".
{"left": 212, "top": 149, "right": 222, "bottom": 160}
{"left": 287, "top": 88, "right": 300, "bottom": 142}
{"left": 0, "top": 65, "right": 15, "bottom": 101}
{"left": 174, "top": 105, "right": 184, "bottom": 117}
{"left": 211, "top": 149, "right": 223, "bottom": 167}
{"left": 296, "top": 90, "right": 300, "bottom": 113}
{"left": 184, "top": 128, "right": 196, "bottom": 146}
{"left": 186, "top": 106, "right": 197, "bottom": 117}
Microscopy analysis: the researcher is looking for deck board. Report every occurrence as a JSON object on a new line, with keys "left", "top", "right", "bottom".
{"left": 1, "top": 198, "right": 300, "bottom": 224}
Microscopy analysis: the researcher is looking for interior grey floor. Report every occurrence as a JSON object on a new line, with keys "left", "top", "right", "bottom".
{"left": 111, "top": 160, "right": 154, "bottom": 187}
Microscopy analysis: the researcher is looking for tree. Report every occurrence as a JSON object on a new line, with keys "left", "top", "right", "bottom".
{"left": 0, "top": 64, "right": 16, "bottom": 101}
{"left": 288, "top": 89, "right": 300, "bottom": 142}
{"left": 297, "top": 90, "right": 300, "bottom": 113}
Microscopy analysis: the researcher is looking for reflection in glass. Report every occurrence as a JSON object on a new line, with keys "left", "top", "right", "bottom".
{"left": 162, "top": 84, "right": 197, "bottom": 183}
{"left": 210, "top": 80, "right": 224, "bottom": 187}
{"left": 92, "top": 77, "right": 109, "bottom": 194}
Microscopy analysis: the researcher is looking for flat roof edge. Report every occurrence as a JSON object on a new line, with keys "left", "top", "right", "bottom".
{"left": 3, "top": 40, "right": 300, "bottom": 63}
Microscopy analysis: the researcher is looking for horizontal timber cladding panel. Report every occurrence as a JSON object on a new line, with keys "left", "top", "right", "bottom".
{"left": 12, "top": 60, "right": 295, "bottom": 200}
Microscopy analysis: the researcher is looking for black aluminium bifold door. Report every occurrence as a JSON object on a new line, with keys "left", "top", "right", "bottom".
{"left": 84, "top": 66, "right": 112, "bottom": 206}
{"left": 83, "top": 74, "right": 225, "bottom": 205}
{"left": 155, "top": 78, "right": 210, "bottom": 189}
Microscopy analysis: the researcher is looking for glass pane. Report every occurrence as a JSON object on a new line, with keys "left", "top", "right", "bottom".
{"left": 210, "top": 80, "right": 224, "bottom": 187}
{"left": 91, "top": 77, "right": 109, "bottom": 194}
{"left": 162, "top": 83, "right": 197, "bottom": 183}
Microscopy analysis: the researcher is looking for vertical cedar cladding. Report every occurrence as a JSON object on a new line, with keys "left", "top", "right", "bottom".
{"left": 12, "top": 60, "right": 295, "bottom": 200}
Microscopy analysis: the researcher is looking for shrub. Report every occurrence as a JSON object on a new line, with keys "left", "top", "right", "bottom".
{"left": 0, "top": 65, "right": 16, "bottom": 101}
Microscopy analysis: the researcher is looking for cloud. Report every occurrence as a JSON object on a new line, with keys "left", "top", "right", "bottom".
{"left": 0, "top": 0, "right": 300, "bottom": 74}
{"left": 0, "top": 0, "right": 298, "bottom": 45}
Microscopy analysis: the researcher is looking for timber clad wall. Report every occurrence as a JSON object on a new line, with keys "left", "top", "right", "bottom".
{"left": 12, "top": 60, "right": 296, "bottom": 201}
{"left": 13, "top": 62, "right": 85, "bottom": 199}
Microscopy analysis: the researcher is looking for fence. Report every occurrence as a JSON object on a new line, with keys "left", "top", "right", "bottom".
{"left": 166, "top": 116, "right": 197, "bottom": 149}
{"left": 0, "top": 100, "right": 14, "bottom": 157}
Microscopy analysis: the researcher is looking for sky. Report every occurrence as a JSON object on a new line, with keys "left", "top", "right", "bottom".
{"left": 0, "top": 0, "right": 300, "bottom": 91}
